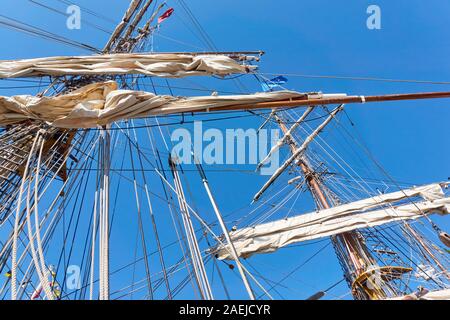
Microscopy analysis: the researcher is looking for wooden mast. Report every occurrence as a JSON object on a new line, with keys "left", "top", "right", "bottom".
{"left": 273, "top": 111, "right": 394, "bottom": 300}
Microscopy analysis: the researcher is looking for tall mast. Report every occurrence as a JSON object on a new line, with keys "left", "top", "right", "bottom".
{"left": 103, "top": 0, "right": 143, "bottom": 52}
{"left": 95, "top": 2, "right": 166, "bottom": 300}
{"left": 272, "top": 110, "right": 400, "bottom": 300}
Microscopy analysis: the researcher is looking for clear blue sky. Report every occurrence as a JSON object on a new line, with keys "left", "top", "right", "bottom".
{"left": 0, "top": 0, "right": 449, "bottom": 300}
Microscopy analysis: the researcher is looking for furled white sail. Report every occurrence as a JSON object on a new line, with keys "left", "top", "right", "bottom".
{"left": 0, "top": 53, "right": 255, "bottom": 79}
{"left": 0, "top": 81, "right": 303, "bottom": 128}
{"left": 215, "top": 184, "right": 449, "bottom": 260}
{"left": 103, "top": 0, "right": 144, "bottom": 52}
{"left": 388, "top": 289, "right": 450, "bottom": 300}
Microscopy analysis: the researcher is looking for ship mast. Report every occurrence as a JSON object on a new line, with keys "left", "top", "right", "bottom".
{"left": 272, "top": 109, "right": 406, "bottom": 300}
{"left": 1, "top": 1, "right": 449, "bottom": 301}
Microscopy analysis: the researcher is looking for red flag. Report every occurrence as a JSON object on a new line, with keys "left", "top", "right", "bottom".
{"left": 158, "top": 8, "right": 174, "bottom": 24}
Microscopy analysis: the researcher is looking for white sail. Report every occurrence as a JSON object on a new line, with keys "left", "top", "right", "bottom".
{"left": 0, "top": 53, "right": 255, "bottom": 79}
{"left": 103, "top": 0, "right": 143, "bottom": 52}
{"left": 215, "top": 184, "right": 449, "bottom": 260}
{"left": 388, "top": 289, "right": 450, "bottom": 300}
{"left": 0, "top": 81, "right": 304, "bottom": 128}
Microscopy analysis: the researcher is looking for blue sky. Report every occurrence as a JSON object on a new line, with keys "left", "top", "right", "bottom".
{"left": 0, "top": 0, "right": 449, "bottom": 300}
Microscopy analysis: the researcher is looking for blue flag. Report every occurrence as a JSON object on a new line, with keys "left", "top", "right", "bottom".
{"left": 261, "top": 76, "right": 288, "bottom": 92}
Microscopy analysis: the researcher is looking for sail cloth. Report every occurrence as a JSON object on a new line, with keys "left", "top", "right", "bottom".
{"left": 103, "top": 0, "right": 143, "bottom": 52}
{"left": 0, "top": 53, "right": 256, "bottom": 79}
{"left": 215, "top": 184, "right": 450, "bottom": 260}
{"left": 388, "top": 289, "right": 450, "bottom": 300}
{"left": 0, "top": 81, "right": 304, "bottom": 128}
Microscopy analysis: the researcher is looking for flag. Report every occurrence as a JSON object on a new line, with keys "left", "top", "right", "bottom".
{"left": 261, "top": 76, "right": 288, "bottom": 92}
{"left": 158, "top": 8, "right": 175, "bottom": 24}
{"left": 269, "top": 76, "right": 288, "bottom": 85}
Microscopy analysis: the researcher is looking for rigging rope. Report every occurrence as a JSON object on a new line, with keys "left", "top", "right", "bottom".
{"left": 55, "top": 0, "right": 118, "bottom": 24}
{"left": 30, "top": 133, "right": 55, "bottom": 300}
{"left": 11, "top": 130, "right": 40, "bottom": 300}
{"left": 130, "top": 121, "right": 172, "bottom": 299}
{"left": 0, "top": 14, "right": 100, "bottom": 52}
{"left": 260, "top": 72, "right": 450, "bottom": 86}
{"left": 126, "top": 122, "right": 154, "bottom": 299}
{"left": 28, "top": 0, "right": 113, "bottom": 35}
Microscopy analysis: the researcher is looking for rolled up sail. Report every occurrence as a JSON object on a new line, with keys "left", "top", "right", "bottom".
{"left": 103, "top": 0, "right": 143, "bottom": 52}
{"left": 0, "top": 81, "right": 304, "bottom": 128}
{"left": 0, "top": 53, "right": 256, "bottom": 79}
{"left": 215, "top": 184, "right": 450, "bottom": 260}
{"left": 388, "top": 288, "right": 450, "bottom": 300}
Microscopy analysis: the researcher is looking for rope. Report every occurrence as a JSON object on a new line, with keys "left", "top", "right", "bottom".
{"left": 28, "top": 0, "right": 113, "bottom": 35}
{"left": 98, "top": 126, "right": 111, "bottom": 300}
{"left": 0, "top": 14, "right": 100, "bottom": 52}
{"left": 260, "top": 72, "right": 450, "bottom": 86}
{"left": 32, "top": 134, "right": 55, "bottom": 299}
{"left": 12, "top": 133, "right": 96, "bottom": 300}
{"left": 11, "top": 131, "right": 40, "bottom": 300}
{"left": 131, "top": 122, "right": 172, "bottom": 299}
{"left": 126, "top": 122, "right": 154, "bottom": 299}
